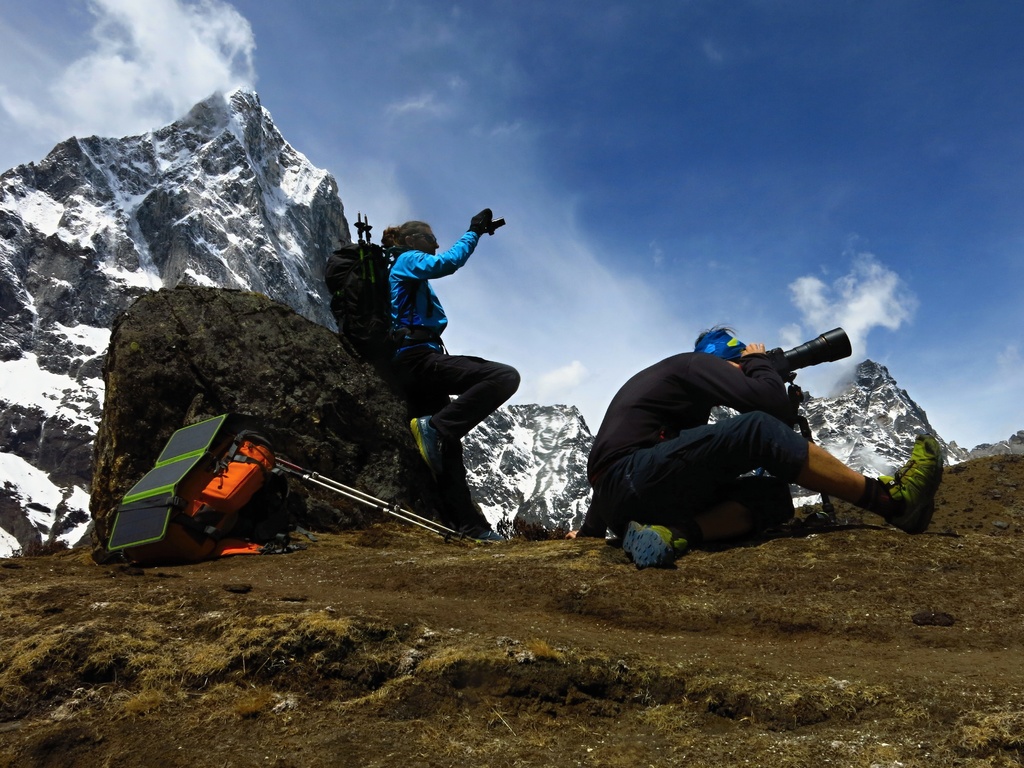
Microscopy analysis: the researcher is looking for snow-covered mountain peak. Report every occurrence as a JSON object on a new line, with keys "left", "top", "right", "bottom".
{"left": 0, "top": 90, "right": 348, "bottom": 556}
{"left": 465, "top": 404, "right": 594, "bottom": 532}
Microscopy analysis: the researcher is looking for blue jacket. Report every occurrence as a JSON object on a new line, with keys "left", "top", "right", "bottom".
{"left": 389, "top": 231, "right": 479, "bottom": 352}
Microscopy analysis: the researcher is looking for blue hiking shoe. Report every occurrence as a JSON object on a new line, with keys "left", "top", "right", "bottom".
{"left": 880, "top": 434, "right": 943, "bottom": 534}
{"left": 410, "top": 416, "right": 444, "bottom": 475}
{"left": 473, "top": 529, "right": 505, "bottom": 543}
{"left": 621, "top": 521, "right": 688, "bottom": 570}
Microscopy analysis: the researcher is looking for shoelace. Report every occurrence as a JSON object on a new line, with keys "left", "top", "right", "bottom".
{"left": 891, "top": 457, "right": 919, "bottom": 485}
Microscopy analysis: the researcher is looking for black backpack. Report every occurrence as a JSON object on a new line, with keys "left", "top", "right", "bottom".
{"left": 325, "top": 218, "right": 395, "bottom": 361}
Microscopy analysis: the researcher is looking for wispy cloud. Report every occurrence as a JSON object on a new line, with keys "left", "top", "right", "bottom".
{"left": 786, "top": 253, "right": 917, "bottom": 357}
{"left": 535, "top": 360, "right": 588, "bottom": 404}
{"left": 1, "top": 0, "right": 254, "bottom": 144}
{"left": 702, "top": 39, "right": 726, "bottom": 63}
{"left": 385, "top": 92, "right": 448, "bottom": 118}
{"left": 781, "top": 254, "right": 918, "bottom": 395}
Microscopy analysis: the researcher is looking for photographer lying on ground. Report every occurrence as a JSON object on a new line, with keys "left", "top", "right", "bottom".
{"left": 569, "top": 327, "right": 943, "bottom": 569}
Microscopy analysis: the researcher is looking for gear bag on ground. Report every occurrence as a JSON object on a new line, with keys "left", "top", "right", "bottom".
{"left": 105, "top": 414, "right": 292, "bottom": 565}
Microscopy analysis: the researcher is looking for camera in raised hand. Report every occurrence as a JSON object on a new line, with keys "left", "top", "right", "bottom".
{"left": 469, "top": 208, "right": 506, "bottom": 236}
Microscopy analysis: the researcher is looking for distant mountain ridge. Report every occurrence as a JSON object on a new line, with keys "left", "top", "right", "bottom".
{"left": 963, "top": 430, "right": 1024, "bottom": 458}
{"left": 0, "top": 89, "right": 346, "bottom": 556}
{"left": 0, "top": 89, "right": 1019, "bottom": 555}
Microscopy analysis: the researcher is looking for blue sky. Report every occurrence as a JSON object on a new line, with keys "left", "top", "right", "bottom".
{"left": 1, "top": 0, "right": 1022, "bottom": 449}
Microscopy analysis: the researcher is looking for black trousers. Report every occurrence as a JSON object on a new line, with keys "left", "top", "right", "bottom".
{"left": 391, "top": 346, "right": 521, "bottom": 440}
{"left": 593, "top": 411, "right": 806, "bottom": 537}
{"left": 391, "top": 346, "right": 521, "bottom": 533}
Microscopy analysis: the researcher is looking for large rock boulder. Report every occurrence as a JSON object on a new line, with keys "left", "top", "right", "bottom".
{"left": 90, "top": 286, "right": 438, "bottom": 558}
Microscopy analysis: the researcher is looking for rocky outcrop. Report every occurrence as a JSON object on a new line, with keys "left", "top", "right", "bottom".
{"left": 90, "top": 286, "right": 439, "bottom": 559}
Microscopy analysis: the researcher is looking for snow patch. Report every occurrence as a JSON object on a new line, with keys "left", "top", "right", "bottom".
{"left": 2, "top": 188, "right": 64, "bottom": 237}
{"left": 53, "top": 323, "right": 111, "bottom": 357}
{"left": 0, "top": 452, "right": 91, "bottom": 557}
{"left": 0, "top": 352, "right": 105, "bottom": 430}
{"left": 57, "top": 485, "right": 93, "bottom": 549}
{"left": 0, "top": 527, "right": 18, "bottom": 559}
{"left": 0, "top": 453, "right": 57, "bottom": 544}
{"left": 183, "top": 268, "right": 220, "bottom": 287}
{"left": 104, "top": 264, "right": 163, "bottom": 290}
{"left": 57, "top": 195, "right": 116, "bottom": 250}
{"left": 279, "top": 161, "right": 327, "bottom": 207}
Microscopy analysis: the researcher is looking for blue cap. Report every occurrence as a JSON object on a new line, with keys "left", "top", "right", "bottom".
{"left": 695, "top": 329, "right": 747, "bottom": 360}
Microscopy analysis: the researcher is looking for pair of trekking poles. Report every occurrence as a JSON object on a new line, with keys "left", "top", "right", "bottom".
{"left": 275, "top": 458, "right": 471, "bottom": 541}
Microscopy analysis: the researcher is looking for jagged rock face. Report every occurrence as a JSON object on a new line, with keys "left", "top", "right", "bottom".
{"left": 90, "top": 286, "right": 439, "bottom": 559}
{"left": 800, "top": 360, "right": 967, "bottom": 477}
{"left": 0, "top": 89, "right": 348, "bottom": 554}
{"left": 464, "top": 404, "right": 594, "bottom": 531}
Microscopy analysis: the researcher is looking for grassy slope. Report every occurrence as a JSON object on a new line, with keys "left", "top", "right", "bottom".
{"left": 0, "top": 454, "right": 1022, "bottom": 767}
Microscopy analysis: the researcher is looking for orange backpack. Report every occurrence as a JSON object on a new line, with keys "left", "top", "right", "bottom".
{"left": 106, "top": 415, "right": 292, "bottom": 565}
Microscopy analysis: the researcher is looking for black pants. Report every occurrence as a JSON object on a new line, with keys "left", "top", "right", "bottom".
{"left": 391, "top": 346, "right": 521, "bottom": 441}
{"left": 391, "top": 346, "right": 520, "bottom": 533}
{"left": 594, "top": 411, "right": 806, "bottom": 537}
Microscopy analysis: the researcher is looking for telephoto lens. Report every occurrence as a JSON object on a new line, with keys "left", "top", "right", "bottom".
{"left": 766, "top": 328, "right": 852, "bottom": 379}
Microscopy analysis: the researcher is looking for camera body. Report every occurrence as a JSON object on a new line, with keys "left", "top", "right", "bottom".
{"left": 484, "top": 217, "right": 506, "bottom": 235}
{"left": 766, "top": 327, "right": 852, "bottom": 380}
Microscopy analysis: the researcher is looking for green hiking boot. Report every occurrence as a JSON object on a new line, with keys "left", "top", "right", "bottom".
{"left": 880, "top": 434, "right": 943, "bottom": 534}
{"left": 621, "top": 522, "right": 690, "bottom": 570}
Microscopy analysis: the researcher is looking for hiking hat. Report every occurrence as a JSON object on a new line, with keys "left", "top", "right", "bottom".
{"left": 695, "top": 329, "right": 747, "bottom": 360}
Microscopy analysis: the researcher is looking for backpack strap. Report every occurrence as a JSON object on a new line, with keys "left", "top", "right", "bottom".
{"left": 172, "top": 504, "right": 229, "bottom": 541}
{"left": 394, "top": 278, "right": 445, "bottom": 352}
{"left": 217, "top": 431, "right": 274, "bottom": 474}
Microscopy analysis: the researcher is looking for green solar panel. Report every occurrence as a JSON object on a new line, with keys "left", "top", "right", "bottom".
{"left": 122, "top": 453, "right": 206, "bottom": 504}
{"left": 155, "top": 414, "right": 228, "bottom": 466}
{"left": 107, "top": 496, "right": 174, "bottom": 551}
{"left": 106, "top": 414, "right": 233, "bottom": 552}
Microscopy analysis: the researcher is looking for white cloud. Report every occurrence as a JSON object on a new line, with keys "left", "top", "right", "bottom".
{"left": 787, "top": 254, "right": 917, "bottom": 357}
{"left": 1, "top": 0, "right": 255, "bottom": 144}
{"left": 702, "top": 39, "right": 726, "bottom": 63}
{"left": 781, "top": 254, "right": 918, "bottom": 396}
{"left": 0, "top": 87, "right": 62, "bottom": 135}
{"left": 649, "top": 240, "right": 665, "bottom": 265}
{"left": 535, "top": 361, "right": 588, "bottom": 403}
{"left": 997, "top": 343, "right": 1021, "bottom": 371}
{"left": 385, "top": 92, "right": 447, "bottom": 118}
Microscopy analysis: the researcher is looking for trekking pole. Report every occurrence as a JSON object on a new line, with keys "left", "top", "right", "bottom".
{"left": 275, "top": 458, "right": 467, "bottom": 540}
{"left": 355, "top": 212, "right": 372, "bottom": 246}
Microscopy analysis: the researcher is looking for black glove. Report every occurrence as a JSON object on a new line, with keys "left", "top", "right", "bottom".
{"left": 469, "top": 208, "right": 493, "bottom": 236}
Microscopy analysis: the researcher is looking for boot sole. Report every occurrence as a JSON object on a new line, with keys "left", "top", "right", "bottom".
{"left": 622, "top": 522, "right": 675, "bottom": 569}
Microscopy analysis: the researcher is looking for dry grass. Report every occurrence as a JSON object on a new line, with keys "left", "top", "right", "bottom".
{"left": 953, "top": 710, "right": 1024, "bottom": 757}
{"left": 121, "top": 689, "right": 166, "bottom": 717}
{"left": 0, "top": 455, "right": 1022, "bottom": 767}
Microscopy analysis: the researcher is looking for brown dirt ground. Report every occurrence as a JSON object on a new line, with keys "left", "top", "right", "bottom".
{"left": 1, "top": 454, "right": 1023, "bottom": 767}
